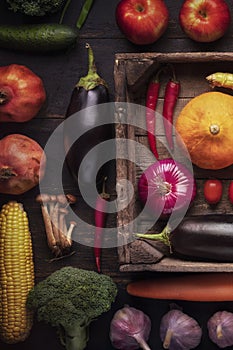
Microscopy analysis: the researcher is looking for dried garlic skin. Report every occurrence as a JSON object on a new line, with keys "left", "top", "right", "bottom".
{"left": 160, "top": 309, "right": 202, "bottom": 350}
{"left": 207, "top": 310, "right": 233, "bottom": 348}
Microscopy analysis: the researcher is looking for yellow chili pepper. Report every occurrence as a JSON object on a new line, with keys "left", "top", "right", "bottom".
{"left": 206, "top": 72, "right": 233, "bottom": 90}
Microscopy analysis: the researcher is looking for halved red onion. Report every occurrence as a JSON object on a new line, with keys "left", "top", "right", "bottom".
{"left": 138, "top": 158, "right": 196, "bottom": 217}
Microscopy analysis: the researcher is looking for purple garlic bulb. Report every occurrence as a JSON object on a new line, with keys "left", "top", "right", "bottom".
{"left": 160, "top": 309, "right": 202, "bottom": 350}
{"left": 207, "top": 310, "right": 233, "bottom": 348}
{"left": 109, "top": 305, "right": 151, "bottom": 350}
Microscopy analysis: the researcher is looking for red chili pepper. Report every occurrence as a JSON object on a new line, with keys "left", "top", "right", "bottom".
{"left": 94, "top": 177, "right": 110, "bottom": 273}
{"left": 145, "top": 68, "right": 164, "bottom": 159}
{"left": 162, "top": 65, "right": 180, "bottom": 151}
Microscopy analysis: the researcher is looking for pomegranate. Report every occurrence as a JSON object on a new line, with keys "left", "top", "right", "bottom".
{"left": 0, "top": 64, "right": 46, "bottom": 122}
{"left": 0, "top": 134, "right": 46, "bottom": 194}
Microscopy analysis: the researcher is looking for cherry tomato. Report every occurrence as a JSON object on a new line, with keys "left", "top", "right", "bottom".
{"left": 203, "top": 179, "right": 223, "bottom": 204}
{"left": 228, "top": 181, "right": 233, "bottom": 204}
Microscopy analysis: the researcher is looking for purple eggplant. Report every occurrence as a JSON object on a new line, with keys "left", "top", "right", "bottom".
{"left": 137, "top": 215, "right": 233, "bottom": 262}
{"left": 63, "top": 43, "right": 113, "bottom": 192}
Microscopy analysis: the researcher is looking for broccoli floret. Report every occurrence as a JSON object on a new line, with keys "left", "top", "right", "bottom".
{"left": 27, "top": 267, "right": 118, "bottom": 350}
{"left": 6, "top": 0, "right": 65, "bottom": 16}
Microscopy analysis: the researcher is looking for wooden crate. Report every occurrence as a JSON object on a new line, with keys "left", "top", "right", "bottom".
{"left": 114, "top": 52, "right": 233, "bottom": 272}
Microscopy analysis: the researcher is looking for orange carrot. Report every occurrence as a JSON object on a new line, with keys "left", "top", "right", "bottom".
{"left": 127, "top": 273, "right": 233, "bottom": 302}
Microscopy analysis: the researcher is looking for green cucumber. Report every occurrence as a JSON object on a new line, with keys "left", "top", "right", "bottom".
{"left": 0, "top": 24, "right": 78, "bottom": 53}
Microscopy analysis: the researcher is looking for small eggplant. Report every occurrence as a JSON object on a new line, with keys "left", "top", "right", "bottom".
{"left": 63, "top": 43, "right": 113, "bottom": 192}
{"left": 137, "top": 215, "right": 233, "bottom": 262}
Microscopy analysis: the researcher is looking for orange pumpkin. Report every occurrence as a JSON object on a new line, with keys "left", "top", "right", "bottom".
{"left": 175, "top": 91, "right": 233, "bottom": 170}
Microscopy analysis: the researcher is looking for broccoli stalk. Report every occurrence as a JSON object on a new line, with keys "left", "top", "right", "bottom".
{"left": 27, "top": 267, "right": 118, "bottom": 350}
{"left": 59, "top": 320, "right": 89, "bottom": 350}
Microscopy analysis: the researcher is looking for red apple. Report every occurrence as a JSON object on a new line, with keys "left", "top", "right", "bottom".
{"left": 179, "top": 0, "right": 231, "bottom": 43}
{"left": 115, "top": 0, "right": 169, "bottom": 45}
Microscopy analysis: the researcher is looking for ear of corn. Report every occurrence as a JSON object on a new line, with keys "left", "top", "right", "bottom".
{"left": 0, "top": 201, "right": 35, "bottom": 344}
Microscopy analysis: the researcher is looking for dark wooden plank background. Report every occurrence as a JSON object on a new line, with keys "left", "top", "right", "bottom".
{"left": 0, "top": 0, "right": 233, "bottom": 349}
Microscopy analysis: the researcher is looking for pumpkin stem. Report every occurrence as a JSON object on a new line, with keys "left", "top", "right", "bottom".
{"left": 209, "top": 124, "right": 220, "bottom": 135}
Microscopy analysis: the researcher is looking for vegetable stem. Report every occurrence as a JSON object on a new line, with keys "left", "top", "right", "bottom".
{"left": 217, "top": 324, "right": 223, "bottom": 339}
{"left": 163, "top": 328, "right": 173, "bottom": 349}
{"left": 136, "top": 225, "right": 172, "bottom": 250}
{"left": 76, "top": 0, "right": 94, "bottom": 29}
{"left": 133, "top": 334, "right": 152, "bottom": 350}
{"left": 59, "top": 0, "right": 94, "bottom": 29}
{"left": 87, "top": 42, "right": 96, "bottom": 75}
{"left": 77, "top": 43, "right": 107, "bottom": 90}
{"left": 167, "top": 63, "right": 178, "bottom": 83}
{"left": 59, "top": 0, "right": 72, "bottom": 24}
{"left": 62, "top": 323, "right": 89, "bottom": 350}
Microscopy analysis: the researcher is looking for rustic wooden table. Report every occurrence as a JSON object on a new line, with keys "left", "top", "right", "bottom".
{"left": 0, "top": 0, "right": 233, "bottom": 349}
